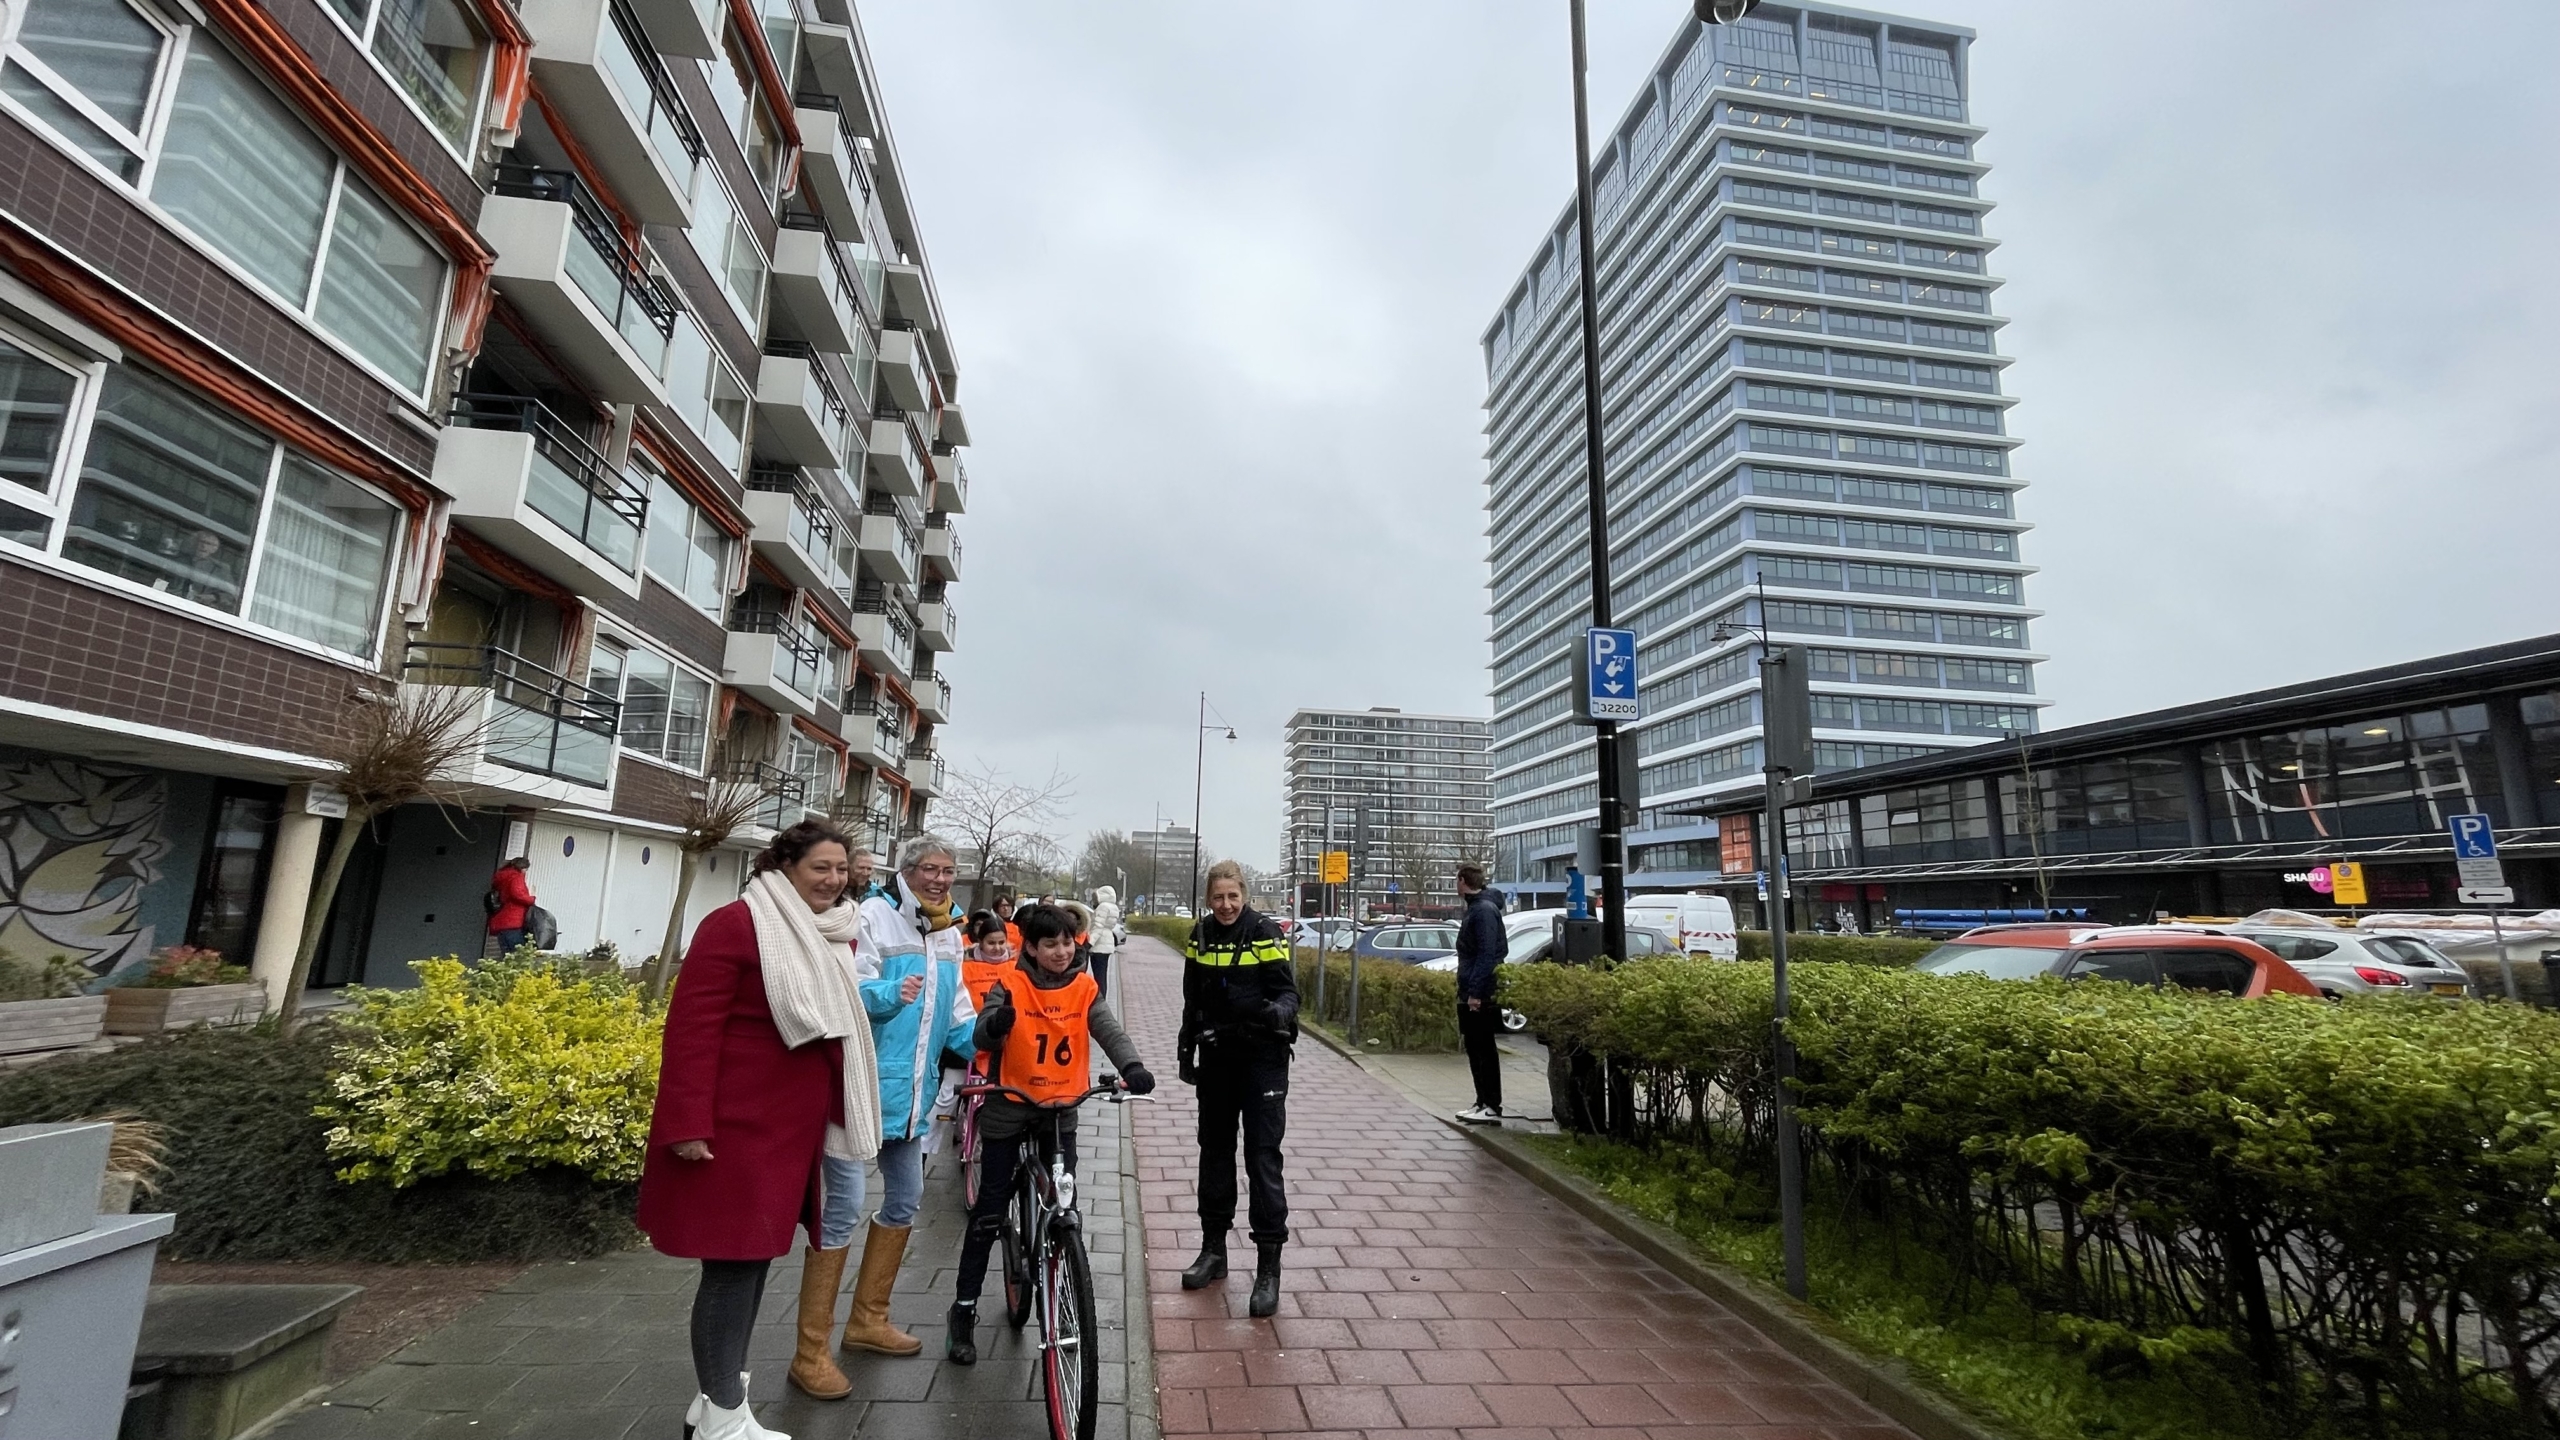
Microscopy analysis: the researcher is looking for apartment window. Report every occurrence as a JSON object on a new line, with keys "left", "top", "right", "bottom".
{"left": 1756, "top": 510, "right": 1837, "bottom": 544}
{"left": 1809, "top": 115, "right": 1887, "bottom": 146}
{"left": 1824, "top": 270, "right": 1896, "bottom": 300}
{"left": 1923, "top": 441, "right": 2006, "bottom": 474}
{"left": 642, "top": 465, "right": 731, "bottom": 615}
{"left": 1927, "top": 482, "right": 2010, "bottom": 514}
{"left": 1904, "top": 241, "right": 1981, "bottom": 272}
{"left": 0, "top": 333, "right": 79, "bottom": 546}
{"left": 1820, "top": 231, "right": 1895, "bottom": 261}
{"left": 1767, "top": 600, "right": 1847, "bottom": 635}
{"left": 1838, "top": 432, "right": 1918, "bottom": 465}
{"left": 1748, "top": 466, "right": 1832, "bottom": 499}
{"left": 1734, "top": 219, "right": 1816, "bottom": 250}
{"left": 1936, "top": 568, "right": 2020, "bottom": 602}
{"left": 318, "top": 0, "right": 489, "bottom": 150}
{"left": 1760, "top": 554, "right": 1841, "bottom": 587}
{"left": 1741, "top": 340, "right": 1824, "bottom": 372}
{"left": 1914, "top": 359, "right": 1995, "bottom": 390}
{"left": 1845, "top": 562, "right": 1930, "bottom": 595}
{"left": 1910, "top": 319, "right": 1991, "bottom": 351}
{"left": 0, "top": 9, "right": 451, "bottom": 392}
{"left": 1828, "top": 310, "right": 1904, "bottom": 341}
{"left": 1830, "top": 350, "right": 1907, "bottom": 382}
{"left": 1732, "top": 180, "right": 1811, "bottom": 210}
{"left": 688, "top": 178, "right": 766, "bottom": 324}
{"left": 1843, "top": 519, "right": 1927, "bottom": 552}
{"left": 1835, "top": 392, "right": 1913, "bottom": 423}
{"left": 36, "top": 360, "right": 403, "bottom": 656}
{"left": 1907, "top": 280, "right": 1985, "bottom": 311}
{"left": 1745, "top": 382, "right": 1825, "bottom": 415}
{"left": 1901, "top": 202, "right": 1979, "bottom": 233}
{"left": 1941, "top": 612, "right": 2025, "bottom": 647}
{"left": 1945, "top": 657, "right": 2031, "bottom": 690}
{"left": 1724, "top": 103, "right": 1801, "bottom": 132}
{"left": 1896, "top": 165, "right": 1973, "bottom": 196}
{"left": 1728, "top": 141, "right": 1807, "bottom": 171}
{"left": 709, "top": 25, "right": 782, "bottom": 199}
{"left": 594, "top": 637, "right": 713, "bottom": 770}
{"left": 1893, "top": 128, "right": 1969, "bottom": 158}
{"left": 1737, "top": 300, "right": 1818, "bottom": 331}
{"left": 1737, "top": 260, "right": 1816, "bottom": 289}
{"left": 1918, "top": 399, "right": 2000, "bottom": 432}
{"left": 1811, "top": 153, "right": 1891, "bottom": 185}
{"left": 666, "top": 316, "right": 748, "bottom": 472}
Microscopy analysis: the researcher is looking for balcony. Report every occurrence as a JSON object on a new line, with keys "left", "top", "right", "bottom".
{"left": 754, "top": 343, "right": 851, "bottom": 469}
{"left": 921, "top": 518, "right": 960, "bottom": 582}
{"left": 876, "top": 326, "right": 931, "bottom": 411}
{"left": 402, "top": 644, "right": 619, "bottom": 805}
{"left": 771, "top": 217, "right": 861, "bottom": 355}
{"left": 625, "top": 0, "right": 717, "bottom": 57}
{"left": 883, "top": 261, "right": 932, "bottom": 328}
{"left": 482, "top": 168, "right": 674, "bottom": 403}
{"left": 716, "top": 759, "right": 809, "bottom": 838}
{"left": 938, "top": 403, "right": 970, "bottom": 449}
{"left": 793, "top": 94, "right": 869, "bottom": 240}
{"left": 863, "top": 413, "right": 924, "bottom": 498}
{"left": 521, "top": 0, "right": 706, "bottom": 226}
{"left": 934, "top": 454, "right": 968, "bottom": 514}
{"left": 841, "top": 695, "right": 897, "bottom": 767}
{"left": 435, "top": 396, "right": 648, "bottom": 599}
{"left": 902, "top": 746, "right": 945, "bottom": 798}
{"left": 849, "top": 584, "right": 915, "bottom": 676}
{"left": 801, "top": 22, "right": 870, "bottom": 122}
{"left": 916, "top": 596, "right": 955, "bottom": 652}
{"left": 724, "top": 608, "right": 824, "bottom": 717}
{"left": 743, "top": 466, "right": 847, "bottom": 594}
{"left": 913, "top": 672, "right": 950, "bottom": 725}
{"left": 855, "top": 510, "right": 918, "bottom": 589}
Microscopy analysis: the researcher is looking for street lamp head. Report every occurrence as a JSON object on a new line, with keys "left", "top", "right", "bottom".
{"left": 1708, "top": 622, "right": 1739, "bottom": 644}
{"left": 1694, "top": 0, "right": 1758, "bottom": 23}
{"left": 1223, "top": 728, "right": 1237, "bottom": 741}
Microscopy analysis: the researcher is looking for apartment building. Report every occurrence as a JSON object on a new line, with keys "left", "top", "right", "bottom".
{"left": 1282, "top": 708, "right": 1492, "bottom": 917}
{"left": 1479, "top": 3, "right": 2043, "bottom": 905}
{"left": 0, "top": 0, "right": 966, "bottom": 995}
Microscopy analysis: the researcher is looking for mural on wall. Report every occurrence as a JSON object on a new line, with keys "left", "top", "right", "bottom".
{"left": 0, "top": 754, "right": 169, "bottom": 977}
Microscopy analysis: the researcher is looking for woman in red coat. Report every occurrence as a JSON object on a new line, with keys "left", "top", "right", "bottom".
{"left": 486, "top": 857, "right": 534, "bottom": 951}
{"left": 638, "top": 820, "right": 882, "bottom": 1440}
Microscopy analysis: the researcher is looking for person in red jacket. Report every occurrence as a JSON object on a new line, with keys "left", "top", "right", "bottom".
{"left": 487, "top": 856, "right": 535, "bottom": 952}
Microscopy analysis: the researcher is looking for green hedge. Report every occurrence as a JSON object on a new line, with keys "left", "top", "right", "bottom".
{"left": 1123, "top": 914, "right": 1194, "bottom": 949}
{"left": 0, "top": 1023, "right": 636, "bottom": 1262}
{"left": 1506, "top": 959, "right": 2560, "bottom": 1435}
{"left": 1291, "top": 951, "right": 1460, "bottom": 1052}
{"left": 1734, "top": 930, "right": 1936, "bottom": 966}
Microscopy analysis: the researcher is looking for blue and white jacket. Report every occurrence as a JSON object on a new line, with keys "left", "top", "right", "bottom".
{"left": 855, "top": 875, "right": 974, "bottom": 1140}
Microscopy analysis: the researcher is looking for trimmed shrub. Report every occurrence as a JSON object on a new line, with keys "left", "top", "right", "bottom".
{"left": 319, "top": 954, "right": 662, "bottom": 1186}
{"left": 1123, "top": 914, "right": 1194, "bottom": 949}
{"left": 1292, "top": 951, "right": 1459, "bottom": 1052}
{"left": 1734, "top": 930, "right": 1936, "bottom": 966}
{"left": 1507, "top": 960, "right": 2560, "bottom": 1434}
{"left": 0, "top": 1024, "right": 636, "bottom": 1261}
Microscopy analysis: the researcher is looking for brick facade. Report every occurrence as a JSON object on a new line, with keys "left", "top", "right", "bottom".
{"left": 612, "top": 752, "right": 696, "bottom": 828}
{"left": 249, "top": 0, "right": 485, "bottom": 226}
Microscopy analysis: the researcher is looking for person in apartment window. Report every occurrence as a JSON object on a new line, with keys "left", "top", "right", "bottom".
{"left": 487, "top": 857, "right": 535, "bottom": 952}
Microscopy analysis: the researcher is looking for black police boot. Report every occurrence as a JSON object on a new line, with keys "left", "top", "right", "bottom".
{"left": 1248, "top": 1244, "right": 1282, "bottom": 1319}
{"left": 1180, "top": 1236, "right": 1227, "bottom": 1290}
{"left": 945, "top": 1302, "right": 978, "bottom": 1365}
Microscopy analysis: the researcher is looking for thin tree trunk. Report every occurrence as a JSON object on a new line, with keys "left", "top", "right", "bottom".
{"left": 277, "top": 809, "right": 373, "bottom": 1032}
{"left": 649, "top": 851, "right": 702, "bottom": 1004}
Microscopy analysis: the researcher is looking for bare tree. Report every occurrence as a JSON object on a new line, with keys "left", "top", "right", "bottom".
{"left": 647, "top": 741, "right": 787, "bottom": 1003}
{"left": 280, "top": 685, "right": 490, "bottom": 1030}
{"left": 1074, "top": 829, "right": 1148, "bottom": 897}
{"left": 937, "top": 760, "right": 1074, "bottom": 908}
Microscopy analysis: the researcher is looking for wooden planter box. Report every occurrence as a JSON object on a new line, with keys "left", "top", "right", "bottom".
{"left": 104, "top": 983, "right": 268, "bottom": 1036}
{"left": 0, "top": 994, "right": 109, "bottom": 1056}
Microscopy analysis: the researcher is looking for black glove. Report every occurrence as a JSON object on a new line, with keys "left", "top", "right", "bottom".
{"left": 1120, "top": 1063, "right": 1156, "bottom": 1096}
{"left": 1178, "top": 1044, "right": 1199, "bottom": 1086}
{"left": 979, "top": 1003, "right": 1015, "bottom": 1042}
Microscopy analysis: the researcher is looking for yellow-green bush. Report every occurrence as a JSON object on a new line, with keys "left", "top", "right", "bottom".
{"left": 319, "top": 953, "right": 662, "bottom": 1186}
{"left": 1734, "top": 930, "right": 1936, "bottom": 965}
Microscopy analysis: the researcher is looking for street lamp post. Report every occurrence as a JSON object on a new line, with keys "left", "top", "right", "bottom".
{"left": 1190, "top": 692, "right": 1236, "bottom": 916}
{"left": 1149, "top": 802, "right": 1162, "bottom": 916}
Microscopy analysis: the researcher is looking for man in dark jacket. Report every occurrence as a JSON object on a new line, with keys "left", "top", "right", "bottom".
{"left": 1453, "top": 864, "right": 1506, "bottom": 1124}
{"left": 1178, "top": 859, "right": 1298, "bottom": 1318}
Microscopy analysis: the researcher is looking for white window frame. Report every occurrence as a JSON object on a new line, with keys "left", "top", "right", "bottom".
{"left": 0, "top": 316, "right": 410, "bottom": 663}
{"left": 590, "top": 622, "right": 719, "bottom": 776}
{"left": 638, "top": 462, "right": 734, "bottom": 617}
{"left": 303, "top": 0, "right": 492, "bottom": 166}
{"left": 0, "top": 0, "right": 457, "bottom": 402}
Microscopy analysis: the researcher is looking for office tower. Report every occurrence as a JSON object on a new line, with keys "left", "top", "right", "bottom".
{"left": 1283, "top": 708, "right": 1492, "bottom": 916}
{"left": 1479, "top": 4, "right": 2043, "bottom": 899}
{"left": 0, "top": 0, "right": 967, "bottom": 987}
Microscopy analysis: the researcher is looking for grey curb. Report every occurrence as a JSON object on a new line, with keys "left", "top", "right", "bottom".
{"left": 1120, "top": 1098, "right": 1160, "bottom": 1440}
{"left": 1458, "top": 1123, "right": 2009, "bottom": 1440}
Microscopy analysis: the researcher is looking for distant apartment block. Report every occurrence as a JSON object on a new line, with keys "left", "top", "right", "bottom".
{"left": 1283, "top": 708, "right": 1492, "bottom": 916}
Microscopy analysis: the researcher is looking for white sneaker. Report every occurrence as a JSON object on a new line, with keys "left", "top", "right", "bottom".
{"left": 690, "top": 1375, "right": 789, "bottom": 1440}
{"left": 1455, "top": 1104, "right": 1503, "bottom": 1125}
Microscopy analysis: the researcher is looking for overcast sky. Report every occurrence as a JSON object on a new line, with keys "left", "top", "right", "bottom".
{"left": 861, "top": 0, "right": 2560, "bottom": 879}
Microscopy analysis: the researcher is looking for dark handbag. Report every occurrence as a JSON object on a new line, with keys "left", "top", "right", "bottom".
{"left": 525, "top": 905, "right": 559, "bottom": 950}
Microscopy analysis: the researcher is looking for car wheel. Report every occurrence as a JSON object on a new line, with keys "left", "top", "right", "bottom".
{"left": 1500, "top": 1008, "right": 1528, "bottom": 1033}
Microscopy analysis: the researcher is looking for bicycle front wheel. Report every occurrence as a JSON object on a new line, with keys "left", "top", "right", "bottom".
{"left": 1040, "top": 1227, "right": 1101, "bottom": 1440}
{"left": 960, "top": 1101, "right": 982, "bottom": 1213}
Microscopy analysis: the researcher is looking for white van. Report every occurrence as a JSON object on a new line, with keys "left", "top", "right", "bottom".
{"left": 1625, "top": 894, "right": 1740, "bottom": 960}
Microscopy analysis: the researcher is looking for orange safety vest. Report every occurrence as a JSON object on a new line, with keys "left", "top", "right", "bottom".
{"left": 961, "top": 957, "right": 1014, "bottom": 1015}
{"left": 989, "top": 969, "right": 1099, "bottom": 1107}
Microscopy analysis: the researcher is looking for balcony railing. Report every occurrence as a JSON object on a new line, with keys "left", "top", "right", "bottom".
{"left": 746, "top": 462, "right": 847, "bottom": 586}
{"left": 851, "top": 581, "right": 915, "bottom": 654}
{"left": 718, "top": 757, "right": 809, "bottom": 831}
{"left": 403, "top": 642, "right": 620, "bottom": 787}
{"left": 491, "top": 164, "right": 678, "bottom": 358}
{"left": 450, "top": 393, "right": 649, "bottom": 572}
{"left": 793, "top": 90, "right": 872, "bottom": 201}
{"left": 730, "top": 604, "right": 826, "bottom": 698}
{"left": 776, "top": 207, "right": 866, "bottom": 345}
{"left": 764, "top": 338, "right": 853, "bottom": 459}
{"left": 601, "top": 0, "right": 709, "bottom": 183}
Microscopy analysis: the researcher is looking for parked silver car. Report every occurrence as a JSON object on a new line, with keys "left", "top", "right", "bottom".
{"left": 1421, "top": 922, "right": 1678, "bottom": 1031}
{"left": 2230, "top": 927, "right": 2477, "bottom": 998}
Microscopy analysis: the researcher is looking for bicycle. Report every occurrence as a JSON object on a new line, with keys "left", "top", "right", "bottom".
{"left": 958, "top": 1077, "right": 1145, "bottom": 1440}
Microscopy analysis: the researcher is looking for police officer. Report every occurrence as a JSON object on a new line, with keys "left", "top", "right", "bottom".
{"left": 1177, "top": 859, "right": 1298, "bottom": 1318}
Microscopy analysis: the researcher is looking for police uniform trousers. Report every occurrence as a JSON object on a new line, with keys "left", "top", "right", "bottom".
{"left": 1196, "top": 1038, "right": 1289, "bottom": 1246}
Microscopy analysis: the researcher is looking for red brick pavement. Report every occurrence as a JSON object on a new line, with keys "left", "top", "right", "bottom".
{"left": 1118, "top": 938, "right": 1911, "bottom": 1440}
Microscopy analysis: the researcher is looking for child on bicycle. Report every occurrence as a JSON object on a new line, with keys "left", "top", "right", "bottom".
{"left": 946, "top": 901, "right": 1155, "bottom": 1364}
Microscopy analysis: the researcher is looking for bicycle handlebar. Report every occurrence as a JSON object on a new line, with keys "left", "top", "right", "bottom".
{"left": 957, "top": 1077, "right": 1150, "bottom": 1108}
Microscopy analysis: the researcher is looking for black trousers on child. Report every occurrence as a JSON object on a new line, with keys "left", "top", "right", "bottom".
{"left": 1459, "top": 1000, "right": 1503, "bottom": 1112}
{"left": 955, "top": 1123, "right": 1077, "bottom": 1301}
{"left": 1195, "top": 1045, "right": 1289, "bottom": 1246}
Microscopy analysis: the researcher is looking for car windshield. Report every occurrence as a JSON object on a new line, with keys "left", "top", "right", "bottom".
{"left": 1914, "top": 943, "right": 2062, "bottom": 979}
{"left": 2364, "top": 936, "right": 2449, "bottom": 968}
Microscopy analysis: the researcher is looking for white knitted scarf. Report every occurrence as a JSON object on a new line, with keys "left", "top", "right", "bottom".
{"left": 742, "top": 869, "right": 880, "bottom": 1161}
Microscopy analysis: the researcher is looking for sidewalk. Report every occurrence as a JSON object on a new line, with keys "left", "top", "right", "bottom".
{"left": 264, "top": 1087, "right": 1148, "bottom": 1440}
{"left": 1119, "top": 938, "right": 1909, "bottom": 1440}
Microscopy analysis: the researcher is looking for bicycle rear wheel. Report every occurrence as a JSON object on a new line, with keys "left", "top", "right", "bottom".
{"left": 1002, "top": 1168, "right": 1036, "bottom": 1328}
{"left": 960, "top": 1097, "right": 982, "bottom": 1213}
{"left": 1040, "top": 1227, "right": 1100, "bottom": 1440}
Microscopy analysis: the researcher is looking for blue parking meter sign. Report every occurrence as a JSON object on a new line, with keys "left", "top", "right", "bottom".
{"left": 1577, "top": 627, "right": 1640, "bottom": 723}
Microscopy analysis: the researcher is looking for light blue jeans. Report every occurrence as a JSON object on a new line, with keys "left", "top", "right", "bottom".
{"left": 818, "top": 1137, "right": 924, "bottom": 1249}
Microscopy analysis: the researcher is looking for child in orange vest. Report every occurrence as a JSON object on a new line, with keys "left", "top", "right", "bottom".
{"left": 944, "top": 902, "right": 1154, "bottom": 1365}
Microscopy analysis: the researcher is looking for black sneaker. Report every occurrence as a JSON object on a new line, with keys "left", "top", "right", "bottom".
{"left": 945, "top": 1302, "right": 977, "bottom": 1365}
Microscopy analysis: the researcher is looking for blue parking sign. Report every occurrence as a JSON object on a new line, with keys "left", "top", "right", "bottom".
{"left": 1579, "top": 627, "right": 1639, "bottom": 723}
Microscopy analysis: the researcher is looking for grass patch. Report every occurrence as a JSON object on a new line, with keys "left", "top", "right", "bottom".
{"left": 1529, "top": 1133, "right": 2285, "bottom": 1440}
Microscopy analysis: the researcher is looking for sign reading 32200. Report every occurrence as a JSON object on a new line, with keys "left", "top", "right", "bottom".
{"left": 1576, "top": 627, "right": 1640, "bottom": 724}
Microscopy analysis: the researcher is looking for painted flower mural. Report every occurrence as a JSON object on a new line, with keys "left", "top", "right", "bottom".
{"left": 0, "top": 754, "right": 169, "bottom": 977}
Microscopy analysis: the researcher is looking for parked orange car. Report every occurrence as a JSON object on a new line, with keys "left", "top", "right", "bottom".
{"left": 1912, "top": 924, "right": 2323, "bottom": 998}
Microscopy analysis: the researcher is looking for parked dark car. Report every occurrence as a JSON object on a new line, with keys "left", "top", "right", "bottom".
{"left": 1351, "top": 923, "right": 1459, "bottom": 965}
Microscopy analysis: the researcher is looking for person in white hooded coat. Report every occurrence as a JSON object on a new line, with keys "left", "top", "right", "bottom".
{"left": 1089, "top": 884, "right": 1124, "bottom": 1003}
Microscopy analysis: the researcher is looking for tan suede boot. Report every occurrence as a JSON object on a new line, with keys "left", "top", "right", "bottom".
{"left": 787, "top": 1246, "right": 853, "bottom": 1399}
{"left": 839, "top": 1221, "right": 923, "bottom": 1356}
